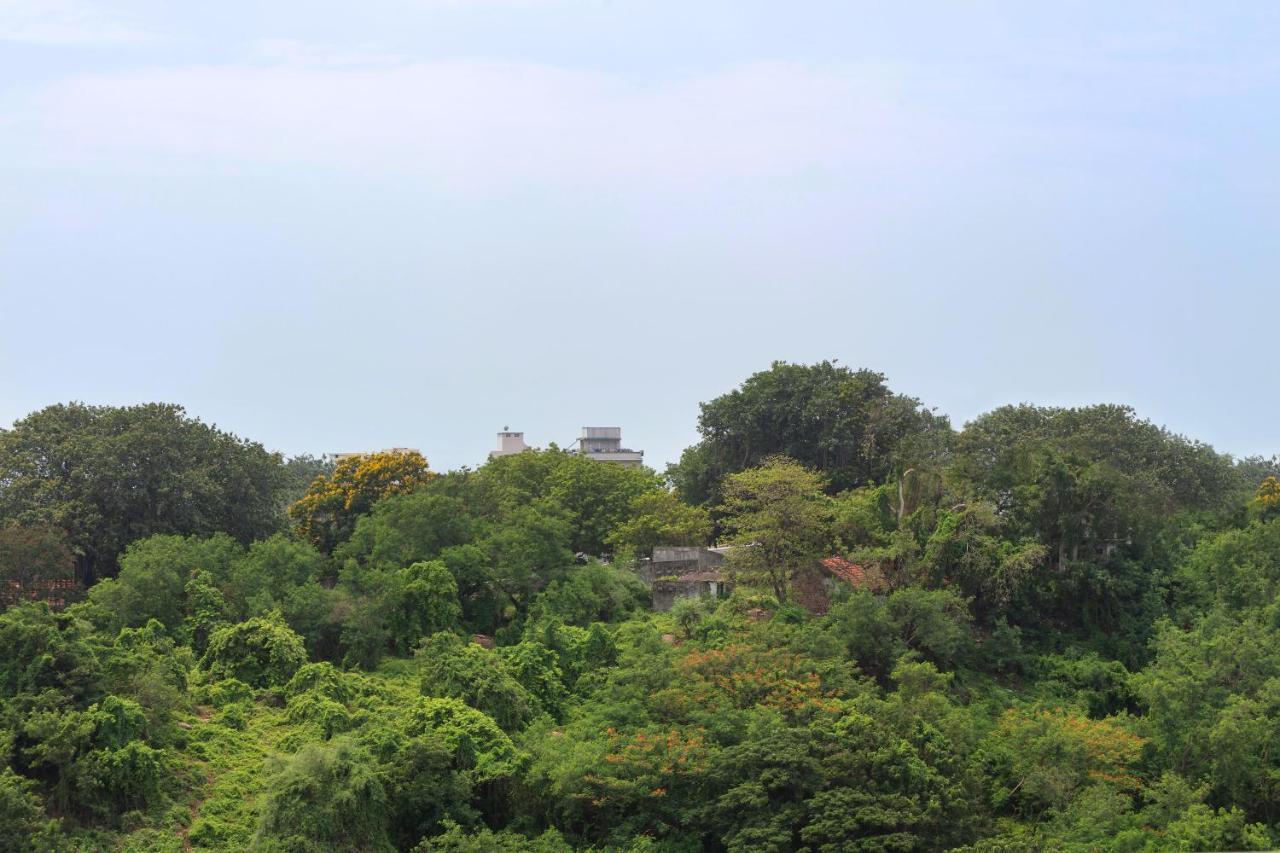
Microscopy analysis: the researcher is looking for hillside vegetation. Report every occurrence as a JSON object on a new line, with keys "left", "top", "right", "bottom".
{"left": 3, "top": 362, "right": 1279, "bottom": 851}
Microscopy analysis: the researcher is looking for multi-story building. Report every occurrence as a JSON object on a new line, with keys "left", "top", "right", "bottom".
{"left": 489, "top": 429, "right": 528, "bottom": 459}
{"left": 575, "top": 427, "right": 644, "bottom": 467}
{"left": 486, "top": 426, "right": 645, "bottom": 467}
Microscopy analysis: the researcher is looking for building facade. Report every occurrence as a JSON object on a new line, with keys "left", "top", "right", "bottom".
{"left": 489, "top": 429, "right": 528, "bottom": 459}
{"left": 575, "top": 427, "right": 644, "bottom": 467}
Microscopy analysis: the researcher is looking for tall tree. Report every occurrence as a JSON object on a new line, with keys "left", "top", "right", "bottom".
{"left": 0, "top": 403, "right": 288, "bottom": 581}
{"left": 952, "top": 404, "right": 1236, "bottom": 571}
{"left": 718, "top": 456, "right": 833, "bottom": 604}
{"left": 670, "top": 361, "right": 950, "bottom": 504}
{"left": 288, "top": 450, "right": 434, "bottom": 553}
{"left": 606, "top": 490, "right": 713, "bottom": 558}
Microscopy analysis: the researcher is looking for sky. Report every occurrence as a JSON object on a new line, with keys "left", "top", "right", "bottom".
{"left": 2, "top": 1, "right": 1279, "bottom": 471}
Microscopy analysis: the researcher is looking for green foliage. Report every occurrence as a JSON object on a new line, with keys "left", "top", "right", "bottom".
{"left": 527, "top": 561, "right": 649, "bottom": 627}
{"left": 477, "top": 448, "right": 661, "bottom": 555}
{"left": 719, "top": 456, "right": 833, "bottom": 604}
{"left": 0, "top": 402, "right": 287, "bottom": 580}
{"left": 253, "top": 737, "right": 393, "bottom": 852}
{"left": 388, "top": 561, "right": 462, "bottom": 654}
{"left": 285, "top": 662, "right": 354, "bottom": 703}
{"left": 401, "top": 696, "right": 524, "bottom": 783}
{"left": 0, "top": 767, "right": 59, "bottom": 850}
{"left": 414, "top": 821, "right": 573, "bottom": 852}
{"left": 337, "top": 492, "right": 473, "bottom": 572}
{"left": 18, "top": 695, "right": 167, "bottom": 823}
{"left": 0, "top": 602, "right": 103, "bottom": 709}
{"left": 670, "top": 361, "right": 949, "bottom": 503}
{"left": 226, "top": 534, "right": 326, "bottom": 620}
{"left": 87, "top": 534, "right": 242, "bottom": 633}
{"left": 9, "top": 369, "right": 1280, "bottom": 851}
{"left": 201, "top": 613, "right": 307, "bottom": 688}
{"left": 288, "top": 450, "right": 435, "bottom": 554}
{"left": 606, "top": 490, "right": 713, "bottom": 559}
{"left": 417, "top": 635, "right": 536, "bottom": 731}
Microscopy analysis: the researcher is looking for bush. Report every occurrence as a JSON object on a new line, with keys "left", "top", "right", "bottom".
{"left": 284, "top": 662, "right": 354, "bottom": 703}
{"left": 73, "top": 740, "right": 167, "bottom": 820}
{"left": 201, "top": 614, "right": 307, "bottom": 689}
{"left": 253, "top": 738, "right": 393, "bottom": 852}
{"left": 0, "top": 767, "right": 59, "bottom": 849}
{"left": 414, "top": 821, "right": 573, "bottom": 852}
{"left": 193, "top": 678, "right": 254, "bottom": 709}
{"left": 417, "top": 635, "right": 535, "bottom": 732}
{"left": 402, "top": 697, "right": 524, "bottom": 783}
{"left": 286, "top": 692, "right": 354, "bottom": 739}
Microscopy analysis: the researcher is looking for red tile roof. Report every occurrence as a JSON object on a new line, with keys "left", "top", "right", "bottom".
{"left": 819, "top": 556, "right": 885, "bottom": 591}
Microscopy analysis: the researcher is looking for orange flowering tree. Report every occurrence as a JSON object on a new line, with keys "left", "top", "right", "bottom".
{"left": 288, "top": 451, "right": 434, "bottom": 552}
{"left": 525, "top": 721, "right": 713, "bottom": 843}
{"left": 652, "top": 643, "right": 844, "bottom": 723}
{"left": 990, "top": 706, "right": 1146, "bottom": 814}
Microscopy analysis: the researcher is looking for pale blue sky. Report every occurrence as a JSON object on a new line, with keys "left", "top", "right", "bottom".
{"left": 2, "top": 1, "right": 1278, "bottom": 470}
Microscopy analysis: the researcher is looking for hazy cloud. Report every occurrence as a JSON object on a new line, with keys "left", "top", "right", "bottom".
{"left": 1, "top": 54, "right": 1059, "bottom": 190}
{"left": 0, "top": 0, "right": 154, "bottom": 46}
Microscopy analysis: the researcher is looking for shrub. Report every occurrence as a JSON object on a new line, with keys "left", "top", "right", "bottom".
{"left": 201, "top": 614, "right": 307, "bottom": 689}
{"left": 286, "top": 692, "right": 354, "bottom": 739}
{"left": 0, "top": 767, "right": 59, "bottom": 849}
{"left": 253, "top": 738, "right": 393, "bottom": 852}
{"left": 417, "top": 635, "right": 535, "bottom": 732}
{"left": 284, "top": 662, "right": 354, "bottom": 703}
{"left": 192, "top": 678, "right": 254, "bottom": 709}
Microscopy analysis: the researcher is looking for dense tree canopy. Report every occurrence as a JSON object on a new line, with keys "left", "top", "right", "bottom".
{"left": 2, "top": 366, "right": 1279, "bottom": 851}
{"left": 0, "top": 403, "right": 289, "bottom": 580}
{"left": 669, "top": 361, "right": 950, "bottom": 504}
{"left": 289, "top": 450, "right": 435, "bottom": 553}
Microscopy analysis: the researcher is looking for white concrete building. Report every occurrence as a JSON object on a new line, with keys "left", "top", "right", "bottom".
{"left": 490, "top": 429, "right": 528, "bottom": 460}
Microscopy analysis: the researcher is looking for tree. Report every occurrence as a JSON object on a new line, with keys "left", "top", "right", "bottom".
{"left": 526, "top": 562, "right": 649, "bottom": 628}
{"left": 544, "top": 455, "right": 660, "bottom": 555}
{"left": 200, "top": 613, "right": 307, "bottom": 688}
{"left": 476, "top": 449, "right": 661, "bottom": 555}
{"left": 0, "top": 522, "right": 75, "bottom": 607}
{"left": 988, "top": 706, "right": 1145, "bottom": 815}
{"left": 282, "top": 454, "right": 336, "bottom": 506}
{"left": 669, "top": 361, "right": 950, "bottom": 504}
{"left": 0, "top": 602, "right": 103, "bottom": 710}
{"left": 226, "top": 533, "right": 326, "bottom": 619}
{"left": 388, "top": 561, "right": 462, "bottom": 654}
{"left": 289, "top": 451, "right": 435, "bottom": 553}
{"left": 86, "top": 534, "right": 242, "bottom": 633}
{"left": 1255, "top": 475, "right": 1280, "bottom": 517}
{"left": 0, "top": 767, "right": 59, "bottom": 850}
{"left": 952, "top": 404, "right": 1236, "bottom": 571}
{"left": 415, "top": 823, "right": 573, "bottom": 853}
{"left": 417, "top": 634, "right": 536, "bottom": 732}
{"left": 481, "top": 502, "right": 574, "bottom": 613}
{"left": 254, "top": 738, "right": 393, "bottom": 852}
{"left": 718, "top": 457, "right": 833, "bottom": 604}
{"left": 0, "top": 402, "right": 288, "bottom": 581}
{"left": 337, "top": 492, "right": 474, "bottom": 572}
{"left": 606, "top": 491, "right": 713, "bottom": 559}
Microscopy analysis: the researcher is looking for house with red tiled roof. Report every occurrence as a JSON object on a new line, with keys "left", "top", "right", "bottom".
{"left": 792, "top": 556, "right": 887, "bottom": 615}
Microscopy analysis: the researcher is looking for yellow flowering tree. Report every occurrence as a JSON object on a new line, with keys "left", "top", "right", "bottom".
{"left": 1255, "top": 476, "right": 1280, "bottom": 517}
{"left": 288, "top": 451, "right": 434, "bottom": 552}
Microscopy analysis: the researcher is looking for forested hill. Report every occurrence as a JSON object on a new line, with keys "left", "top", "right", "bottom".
{"left": 2, "top": 362, "right": 1279, "bottom": 851}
